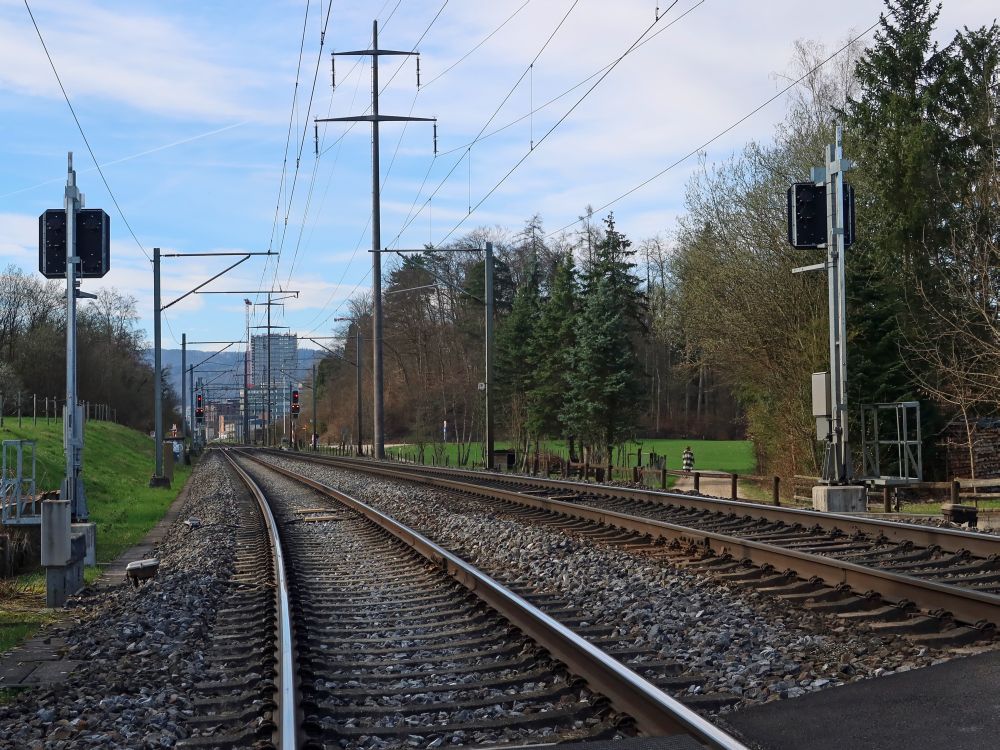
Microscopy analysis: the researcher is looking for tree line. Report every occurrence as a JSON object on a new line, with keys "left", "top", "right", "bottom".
{"left": 0, "top": 265, "right": 178, "bottom": 432}
{"left": 313, "top": 210, "right": 743, "bottom": 467}
{"left": 668, "top": 0, "right": 1000, "bottom": 478}
{"left": 314, "top": 0, "right": 1000, "bottom": 480}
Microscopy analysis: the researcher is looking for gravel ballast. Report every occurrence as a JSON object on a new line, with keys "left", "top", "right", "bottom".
{"left": 0, "top": 453, "right": 242, "bottom": 749}
{"left": 266, "top": 454, "right": 998, "bottom": 713}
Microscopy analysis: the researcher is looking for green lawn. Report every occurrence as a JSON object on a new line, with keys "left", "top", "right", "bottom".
{"left": 386, "top": 438, "right": 756, "bottom": 474}
{"left": 1, "top": 418, "right": 191, "bottom": 652}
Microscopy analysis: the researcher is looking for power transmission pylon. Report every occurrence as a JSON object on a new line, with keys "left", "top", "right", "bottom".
{"left": 316, "top": 20, "right": 436, "bottom": 460}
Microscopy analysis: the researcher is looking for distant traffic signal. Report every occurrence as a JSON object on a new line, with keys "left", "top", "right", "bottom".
{"left": 787, "top": 182, "right": 855, "bottom": 249}
{"left": 195, "top": 393, "right": 204, "bottom": 424}
{"left": 291, "top": 389, "right": 300, "bottom": 416}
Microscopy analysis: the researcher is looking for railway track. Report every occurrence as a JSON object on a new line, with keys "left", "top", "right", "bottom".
{"left": 185, "top": 449, "right": 748, "bottom": 750}
{"left": 258, "top": 452, "right": 1000, "bottom": 643}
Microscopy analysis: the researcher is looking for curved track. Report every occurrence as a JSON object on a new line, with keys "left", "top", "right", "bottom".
{"left": 260, "top": 452, "right": 1000, "bottom": 640}
{"left": 208, "top": 449, "right": 748, "bottom": 750}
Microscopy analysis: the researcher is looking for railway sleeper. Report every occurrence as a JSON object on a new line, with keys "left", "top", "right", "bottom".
{"left": 296, "top": 629, "right": 517, "bottom": 655}
{"left": 176, "top": 723, "right": 276, "bottom": 750}
{"left": 868, "top": 613, "right": 954, "bottom": 635}
{"left": 313, "top": 667, "right": 561, "bottom": 697}
{"left": 778, "top": 584, "right": 854, "bottom": 604}
{"left": 886, "top": 550, "right": 971, "bottom": 571}
{"left": 312, "top": 683, "right": 582, "bottom": 717}
{"left": 313, "top": 702, "right": 613, "bottom": 736}
{"left": 297, "top": 642, "right": 530, "bottom": 669}
{"left": 804, "top": 592, "right": 885, "bottom": 614}
{"left": 300, "top": 601, "right": 481, "bottom": 622}
{"left": 908, "top": 621, "right": 996, "bottom": 647}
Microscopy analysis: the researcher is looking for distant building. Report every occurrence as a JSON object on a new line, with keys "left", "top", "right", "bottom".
{"left": 250, "top": 333, "right": 300, "bottom": 421}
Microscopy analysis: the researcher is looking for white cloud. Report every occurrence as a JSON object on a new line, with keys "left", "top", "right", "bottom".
{"left": 0, "top": 0, "right": 283, "bottom": 122}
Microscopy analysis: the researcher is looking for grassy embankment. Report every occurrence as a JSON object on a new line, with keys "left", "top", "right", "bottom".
{"left": 387, "top": 438, "right": 756, "bottom": 475}
{"left": 0, "top": 419, "right": 191, "bottom": 654}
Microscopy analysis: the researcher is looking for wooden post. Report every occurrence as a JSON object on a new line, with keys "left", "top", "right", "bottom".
{"left": 660, "top": 467, "right": 667, "bottom": 489}
{"left": 772, "top": 476, "right": 780, "bottom": 506}
{"left": 693, "top": 472, "right": 700, "bottom": 493}
{"left": 731, "top": 473, "right": 738, "bottom": 500}
{"left": 951, "top": 479, "right": 960, "bottom": 505}
{"left": 33, "top": 394, "right": 37, "bottom": 425}
{"left": 633, "top": 466, "right": 640, "bottom": 484}
{"left": 583, "top": 459, "right": 589, "bottom": 482}
{"left": 607, "top": 461, "right": 613, "bottom": 483}
{"left": 883, "top": 485, "right": 891, "bottom": 513}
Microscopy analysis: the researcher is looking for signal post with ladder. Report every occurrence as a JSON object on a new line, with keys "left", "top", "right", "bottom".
{"left": 788, "top": 125, "right": 866, "bottom": 512}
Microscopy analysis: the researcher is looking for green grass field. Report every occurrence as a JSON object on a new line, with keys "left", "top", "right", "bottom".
{"left": 386, "top": 438, "right": 756, "bottom": 474}
{"left": 0, "top": 418, "right": 191, "bottom": 654}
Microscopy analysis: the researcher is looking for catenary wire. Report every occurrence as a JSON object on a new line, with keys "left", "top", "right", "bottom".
{"left": 433, "top": 3, "right": 680, "bottom": 246}
{"left": 545, "top": 19, "right": 880, "bottom": 239}
{"left": 387, "top": 0, "right": 585, "bottom": 247}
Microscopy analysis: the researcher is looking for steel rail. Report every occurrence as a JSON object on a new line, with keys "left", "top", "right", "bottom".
{"left": 270, "top": 452, "right": 1000, "bottom": 627}
{"left": 234, "top": 450, "right": 749, "bottom": 750}
{"left": 295, "top": 455, "right": 1000, "bottom": 558}
{"left": 221, "top": 451, "right": 299, "bottom": 750}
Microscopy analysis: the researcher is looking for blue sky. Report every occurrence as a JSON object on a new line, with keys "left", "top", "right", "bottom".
{"left": 1, "top": 0, "right": 995, "bottom": 352}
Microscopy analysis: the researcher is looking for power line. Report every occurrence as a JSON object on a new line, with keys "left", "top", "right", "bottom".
{"left": 546, "top": 19, "right": 880, "bottom": 239}
{"left": 385, "top": 4, "right": 705, "bottom": 248}
{"left": 281, "top": 2, "right": 448, "bottom": 288}
{"left": 387, "top": 0, "right": 584, "bottom": 246}
{"left": 422, "top": 0, "right": 533, "bottom": 89}
{"left": 291, "top": 1, "right": 552, "bottom": 333}
{"left": 434, "top": 3, "right": 682, "bottom": 246}
{"left": 271, "top": 0, "right": 336, "bottom": 290}
{"left": 23, "top": 0, "right": 150, "bottom": 261}
{"left": 283, "top": 2, "right": 453, "bottom": 323}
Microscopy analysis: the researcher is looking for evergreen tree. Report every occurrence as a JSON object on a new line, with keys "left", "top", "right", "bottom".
{"left": 526, "top": 252, "right": 578, "bottom": 443}
{"left": 843, "top": 0, "right": 954, "bottom": 405}
{"left": 494, "top": 257, "right": 541, "bottom": 457}
{"left": 560, "top": 215, "right": 646, "bottom": 462}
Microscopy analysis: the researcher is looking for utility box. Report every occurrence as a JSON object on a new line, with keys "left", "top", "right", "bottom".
{"left": 41, "top": 499, "right": 71, "bottom": 566}
{"left": 812, "top": 371, "right": 831, "bottom": 441}
{"left": 162, "top": 443, "right": 175, "bottom": 482}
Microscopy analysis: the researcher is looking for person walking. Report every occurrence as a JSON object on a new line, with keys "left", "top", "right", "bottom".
{"left": 682, "top": 446, "right": 694, "bottom": 472}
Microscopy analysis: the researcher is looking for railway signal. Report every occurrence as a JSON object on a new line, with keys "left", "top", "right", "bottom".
{"left": 787, "top": 182, "right": 855, "bottom": 249}
{"left": 195, "top": 393, "right": 204, "bottom": 425}
{"left": 291, "top": 388, "right": 300, "bottom": 416}
{"left": 788, "top": 126, "right": 866, "bottom": 513}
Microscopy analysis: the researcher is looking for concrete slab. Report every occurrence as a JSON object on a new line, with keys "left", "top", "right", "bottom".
{"left": 0, "top": 636, "right": 73, "bottom": 688}
{"left": 812, "top": 484, "right": 866, "bottom": 513}
{"left": 726, "top": 650, "right": 1000, "bottom": 750}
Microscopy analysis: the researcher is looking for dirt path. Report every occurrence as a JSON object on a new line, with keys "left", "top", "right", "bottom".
{"left": 672, "top": 472, "right": 733, "bottom": 497}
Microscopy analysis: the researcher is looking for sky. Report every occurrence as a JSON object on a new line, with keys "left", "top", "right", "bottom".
{"left": 1, "top": 0, "right": 996, "bottom": 354}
